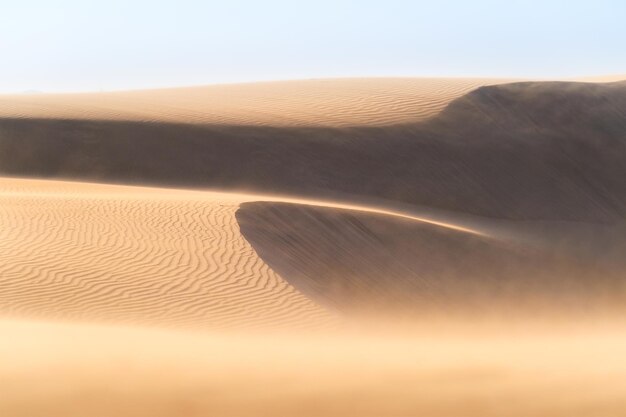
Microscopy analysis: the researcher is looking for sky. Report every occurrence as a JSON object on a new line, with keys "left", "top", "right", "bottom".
{"left": 1, "top": 0, "right": 625, "bottom": 93}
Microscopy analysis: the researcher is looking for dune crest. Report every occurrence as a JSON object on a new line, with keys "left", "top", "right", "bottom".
{"left": 2, "top": 80, "right": 624, "bottom": 222}
{"left": 0, "top": 78, "right": 516, "bottom": 127}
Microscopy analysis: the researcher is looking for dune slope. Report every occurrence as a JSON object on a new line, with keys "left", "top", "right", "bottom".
{"left": 1, "top": 81, "right": 625, "bottom": 222}
{"left": 0, "top": 78, "right": 512, "bottom": 127}
{"left": 237, "top": 202, "right": 626, "bottom": 314}
{"left": 0, "top": 178, "right": 335, "bottom": 329}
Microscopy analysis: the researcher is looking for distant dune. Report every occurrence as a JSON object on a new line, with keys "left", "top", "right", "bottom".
{"left": 1, "top": 80, "right": 625, "bottom": 222}
{"left": 0, "top": 78, "right": 515, "bottom": 127}
{"left": 1, "top": 77, "right": 626, "bottom": 416}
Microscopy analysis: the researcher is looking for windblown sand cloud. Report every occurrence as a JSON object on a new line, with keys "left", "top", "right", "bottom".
{"left": 3, "top": 318, "right": 626, "bottom": 417}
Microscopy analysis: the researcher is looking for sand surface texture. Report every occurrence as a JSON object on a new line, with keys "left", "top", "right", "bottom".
{"left": 0, "top": 78, "right": 515, "bottom": 127}
{"left": 0, "top": 179, "right": 335, "bottom": 330}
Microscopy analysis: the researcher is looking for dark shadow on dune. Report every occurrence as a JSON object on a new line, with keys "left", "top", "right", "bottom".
{"left": 1, "top": 81, "right": 625, "bottom": 222}
{"left": 236, "top": 202, "right": 626, "bottom": 313}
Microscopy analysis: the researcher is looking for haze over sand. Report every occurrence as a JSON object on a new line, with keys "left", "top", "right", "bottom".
{"left": 1, "top": 76, "right": 626, "bottom": 416}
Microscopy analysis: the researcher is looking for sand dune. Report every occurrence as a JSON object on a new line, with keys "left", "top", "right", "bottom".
{"left": 0, "top": 178, "right": 335, "bottom": 330}
{"left": 237, "top": 202, "right": 626, "bottom": 314}
{"left": 0, "top": 177, "right": 489, "bottom": 327}
{"left": 2, "top": 177, "right": 624, "bottom": 324}
{"left": 2, "top": 77, "right": 625, "bottom": 321}
{"left": 0, "top": 78, "right": 516, "bottom": 127}
{"left": 2, "top": 77, "right": 626, "bottom": 416}
{"left": 2, "top": 80, "right": 624, "bottom": 222}
{"left": 0, "top": 76, "right": 617, "bottom": 128}
{"left": 2, "top": 175, "right": 626, "bottom": 417}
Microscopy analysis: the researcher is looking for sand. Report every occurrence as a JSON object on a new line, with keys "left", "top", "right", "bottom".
{"left": 2, "top": 80, "right": 625, "bottom": 222}
{"left": 0, "top": 178, "right": 335, "bottom": 330}
{"left": 237, "top": 202, "right": 626, "bottom": 314}
{"left": 0, "top": 76, "right": 619, "bottom": 128}
{"left": 1, "top": 77, "right": 626, "bottom": 416}
{"left": 2, "top": 176, "right": 626, "bottom": 417}
{"left": 0, "top": 77, "right": 516, "bottom": 127}
{"left": 0, "top": 177, "right": 484, "bottom": 328}
{"left": 3, "top": 318, "right": 626, "bottom": 417}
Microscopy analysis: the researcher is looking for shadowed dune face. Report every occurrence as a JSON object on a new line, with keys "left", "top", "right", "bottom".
{"left": 1, "top": 81, "right": 625, "bottom": 221}
{"left": 236, "top": 202, "right": 626, "bottom": 314}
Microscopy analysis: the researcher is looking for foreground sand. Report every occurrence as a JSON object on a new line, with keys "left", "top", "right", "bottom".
{"left": 3, "top": 318, "right": 626, "bottom": 417}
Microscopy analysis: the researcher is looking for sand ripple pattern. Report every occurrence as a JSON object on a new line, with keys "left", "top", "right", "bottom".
{"left": 0, "top": 178, "right": 335, "bottom": 330}
{"left": 0, "top": 78, "right": 516, "bottom": 127}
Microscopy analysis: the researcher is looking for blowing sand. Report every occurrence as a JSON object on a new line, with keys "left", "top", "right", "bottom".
{"left": 3, "top": 318, "right": 626, "bottom": 417}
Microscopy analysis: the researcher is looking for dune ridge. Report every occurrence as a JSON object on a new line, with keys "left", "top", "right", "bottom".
{"left": 3, "top": 177, "right": 624, "bottom": 323}
{"left": 0, "top": 78, "right": 516, "bottom": 127}
{"left": 2, "top": 80, "right": 624, "bottom": 222}
{"left": 1, "top": 76, "right": 619, "bottom": 128}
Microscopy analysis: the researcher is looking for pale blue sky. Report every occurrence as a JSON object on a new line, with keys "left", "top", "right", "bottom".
{"left": 1, "top": 0, "right": 624, "bottom": 93}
